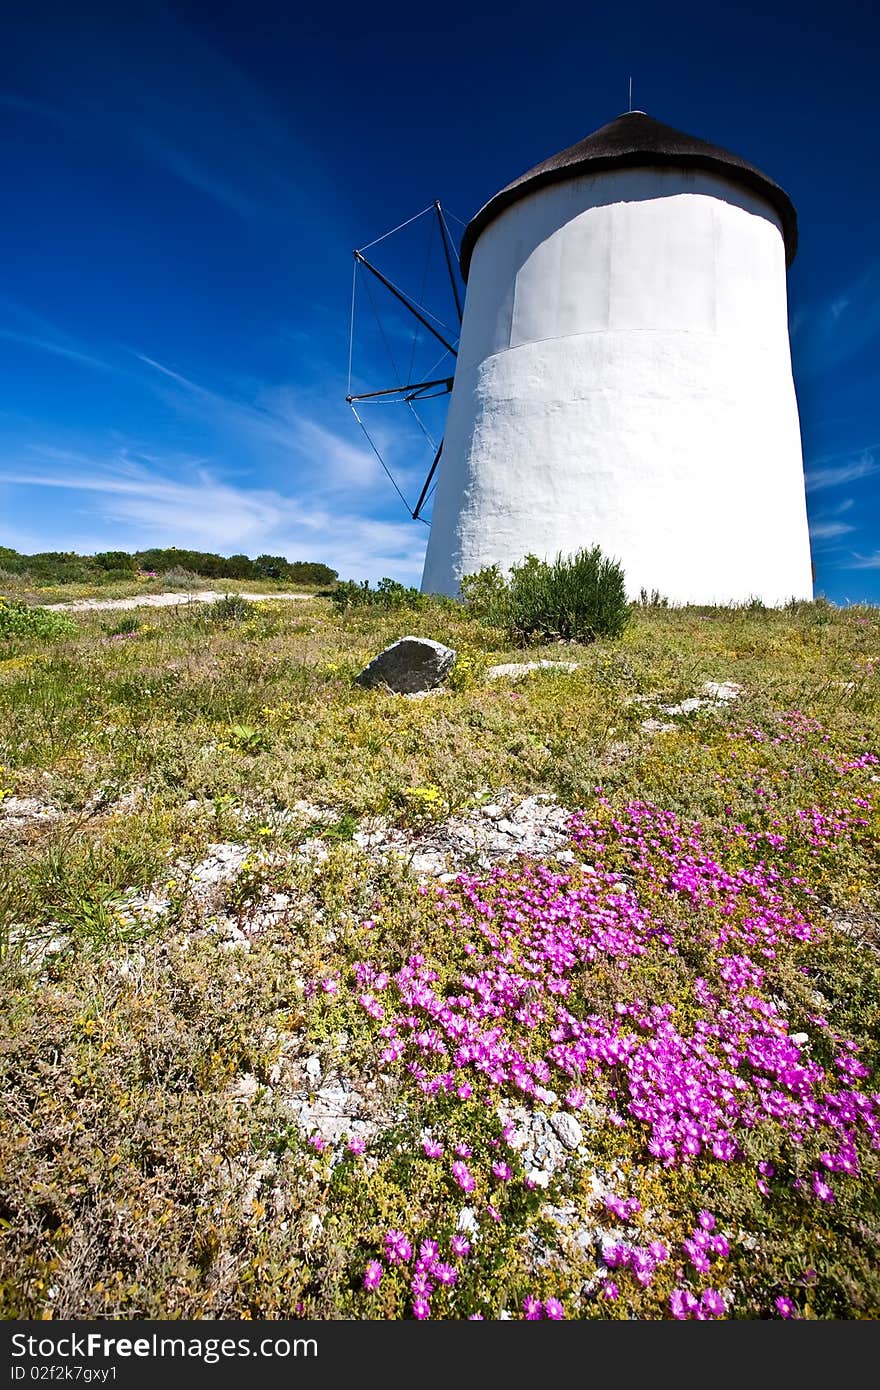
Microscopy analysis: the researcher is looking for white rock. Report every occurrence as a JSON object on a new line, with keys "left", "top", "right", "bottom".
{"left": 487, "top": 659, "right": 579, "bottom": 680}
{"left": 304, "top": 1055, "right": 322, "bottom": 1085}
{"left": 456, "top": 1207, "right": 479, "bottom": 1234}
{"left": 550, "top": 1112, "right": 583, "bottom": 1150}
{"left": 663, "top": 697, "right": 704, "bottom": 715}
{"left": 791, "top": 1032, "right": 809, "bottom": 1046}
{"left": 703, "top": 680, "right": 743, "bottom": 702}
{"left": 229, "top": 1073, "right": 260, "bottom": 1101}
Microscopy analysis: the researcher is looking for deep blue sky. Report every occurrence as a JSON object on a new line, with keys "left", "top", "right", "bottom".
{"left": 0, "top": 0, "right": 878, "bottom": 597}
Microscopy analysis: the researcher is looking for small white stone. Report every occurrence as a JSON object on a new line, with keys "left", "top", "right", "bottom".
{"left": 456, "top": 1207, "right": 479, "bottom": 1234}
{"left": 791, "top": 1032, "right": 809, "bottom": 1046}
{"left": 703, "top": 680, "right": 743, "bottom": 702}
{"left": 304, "top": 1055, "right": 322, "bottom": 1085}
{"left": 550, "top": 1112, "right": 583, "bottom": 1150}
{"left": 526, "top": 1168, "right": 550, "bottom": 1188}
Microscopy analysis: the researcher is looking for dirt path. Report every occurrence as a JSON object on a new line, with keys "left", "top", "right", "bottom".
{"left": 45, "top": 590, "right": 314, "bottom": 613}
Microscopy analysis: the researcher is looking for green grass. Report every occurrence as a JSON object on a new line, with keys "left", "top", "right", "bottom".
{"left": 0, "top": 593, "right": 878, "bottom": 1317}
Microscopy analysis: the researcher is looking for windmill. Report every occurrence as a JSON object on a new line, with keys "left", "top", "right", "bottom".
{"left": 349, "top": 113, "right": 814, "bottom": 606}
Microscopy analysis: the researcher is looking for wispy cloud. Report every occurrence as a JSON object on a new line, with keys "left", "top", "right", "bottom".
{"left": 809, "top": 519, "right": 855, "bottom": 541}
{"left": 134, "top": 352, "right": 392, "bottom": 493}
{"left": 0, "top": 327, "right": 116, "bottom": 374}
{"left": 847, "top": 552, "right": 880, "bottom": 570}
{"left": 0, "top": 301, "right": 120, "bottom": 375}
{"left": 0, "top": 448, "right": 426, "bottom": 582}
{"left": 804, "top": 450, "right": 878, "bottom": 492}
{"left": 5, "top": 5, "right": 335, "bottom": 233}
{"left": 793, "top": 261, "right": 880, "bottom": 378}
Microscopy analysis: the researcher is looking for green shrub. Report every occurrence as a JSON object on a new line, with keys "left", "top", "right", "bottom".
{"left": 205, "top": 594, "right": 256, "bottom": 624}
{"left": 463, "top": 548, "right": 630, "bottom": 644}
{"left": 330, "top": 577, "right": 427, "bottom": 614}
{"left": 103, "top": 615, "right": 140, "bottom": 637}
{"left": 637, "top": 587, "right": 670, "bottom": 608}
{"left": 0, "top": 599, "right": 76, "bottom": 640}
{"left": 458, "top": 564, "right": 508, "bottom": 621}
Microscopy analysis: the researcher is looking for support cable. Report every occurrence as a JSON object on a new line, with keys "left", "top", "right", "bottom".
{"left": 361, "top": 261, "right": 403, "bottom": 386}
{"left": 346, "top": 257, "right": 357, "bottom": 396}
{"left": 349, "top": 404, "right": 414, "bottom": 517}
{"left": 358, "top": 204, "right": 435, "bottom": 252}
{"left": 406, "top": 215, "right": 435, "bottom": 384}
{"left": 407, "top": 399, "right": 438, "bottom": 452}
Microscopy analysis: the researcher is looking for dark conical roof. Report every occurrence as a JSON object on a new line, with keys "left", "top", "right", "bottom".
{"left": 459, "top": 111, "right": 798, "bottom": 278}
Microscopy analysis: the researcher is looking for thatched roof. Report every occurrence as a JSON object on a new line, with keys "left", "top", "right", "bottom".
{"left": 460, "top": 111, "right": 797, "bottom": 277}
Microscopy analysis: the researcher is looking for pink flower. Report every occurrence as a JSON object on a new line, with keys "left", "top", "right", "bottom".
{"left": 452, "top": 1161, "right": 475, "bottom": 1193}
{"left": 347, "top": 1136, "right": 366, "bottom": 1155}
{"left": 670, "top": 1289, "right": 699, "bottom": 1320}
{"left": 418, "top": 1240, "right": 439, "bottom": 1268}
{"left": 523, "top": 1295, "right": 543, "bottom": 1320}
{"left": 308, "top": 1134, "right": 325, "bottom": 1151}
{"left": 412, "top": 1270, "right": 434, "bottom": 1298}
{"left": 455, "top": 1143, "right": 472, "bottom": 1158}
{"left": 811, "top": 1172, "right": 835, "bottom": 1203}
{"left": 492, "top": 1161, "right": 513, "bottom": 1181}
{"left": 423, "top": 1139, "right": 444, "bottom": 1159}
{"left": 775, "top": 1296, "right": 796, "bottom": 1319}
{"left": 544, "top": 1298, "right": 565, "bottom": 1319}
{"left": 700, "top": 1289, "right": 726, "bottom": 1318}
{"left": 320, "top": 978, "right": 338, "bottom": 994}
{"left": 385, "top": 1230, "right": 412, "bottom": 1264}
{"left": 451, "top": 1234, "right": 471, "bottom": 1259}
{"left": 698, "top": 1210, "right": 716, "bottom": 1231}
{"left": 363, "top": 1260, "right": 383, "bottom": 1291}
{"left": 603, "top": 1243, "right": 631, "bottom": 1270}
{"left": 412, "top": 1297, "right": 431, "bottom": 1319}
{"left": 603, "top": 1281, "right": 619, "bottom": 1301}
{"left": 434, "top": 1263, "right": 458, "bottom": 1287}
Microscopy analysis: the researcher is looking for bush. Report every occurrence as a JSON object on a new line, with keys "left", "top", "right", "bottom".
{"left": 330, "top": 577, "right": 427, "bottom": 614}
{"left": 205, "top": 594, "right": 256, "bottom": 624}
{"left": 463, "top": 548, "right": 630, "bottom": 644}
{"left": 637, "top": 588, "right": 670, "bottom": 608}
{"left": 458, "top": 564, "right": 508, "bottom": 621}
{"left": 0, "top": 599, "right": 76, "bottom": 640}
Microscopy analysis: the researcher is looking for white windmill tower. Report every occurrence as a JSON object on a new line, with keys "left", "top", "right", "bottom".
{"left": 419, "top": 111, "right": 814, "bottom": 604}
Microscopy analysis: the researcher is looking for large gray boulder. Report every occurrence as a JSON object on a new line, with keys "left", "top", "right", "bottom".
{"left": 355, "top": 636, "right": 456, "bottom": 694}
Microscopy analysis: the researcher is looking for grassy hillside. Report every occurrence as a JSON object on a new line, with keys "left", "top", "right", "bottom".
{"left": 0, "top": 546, "right": 336, "bottom": 603}
{"left": 0, "top": 593, "right": 878, "bottom": 1319}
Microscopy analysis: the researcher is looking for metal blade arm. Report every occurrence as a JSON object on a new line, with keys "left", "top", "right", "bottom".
{"left": 412, "top": 439, "right": 443, "bottom": 519}
{"left": 353, "top": 251, "right": 458, "bottom": 358}
{"left": 435, "top": 202, "right": 463, "bottom": 325}
{"left": 346, "top": 377, "right": 453, "bottom": 404}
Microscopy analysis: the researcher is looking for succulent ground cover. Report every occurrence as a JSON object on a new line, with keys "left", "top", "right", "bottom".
{"left": 0, "top": 588, "right": 878, "bottom": 1318}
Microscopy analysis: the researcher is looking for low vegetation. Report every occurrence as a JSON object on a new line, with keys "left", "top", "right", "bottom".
{"left": 462, "top": 549, "right": 631, "bottom": 644}
{"left": 0, "top": 578, "right": 877, "bottom": 1319}
{"left": 0, "top": 545, "right": 337, "bottom": 589}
